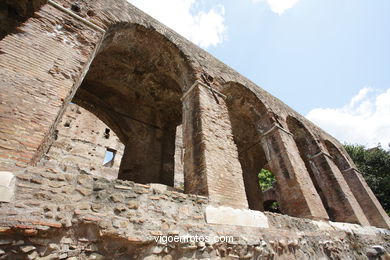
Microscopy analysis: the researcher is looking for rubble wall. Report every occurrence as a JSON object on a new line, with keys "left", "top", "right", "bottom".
{"left": 0, "top": 166, "right": 389, "bottom": 259}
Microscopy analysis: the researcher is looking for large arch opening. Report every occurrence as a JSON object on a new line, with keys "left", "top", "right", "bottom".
{"left": 222, "top": 83, "right": 277, "bottom": 211}
{"left": 43, "top": 23, "right": 194, "bottom": 188}
{"left": 286, "top": 116, "right": 334, "bottom": 220}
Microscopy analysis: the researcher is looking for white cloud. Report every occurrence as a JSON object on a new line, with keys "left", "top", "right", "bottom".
{"left": 306, "top": 88, "right": 390, "bottom": 148}
{"left": 252, "top": 0, "right": 300, "bottom": 15}
{"left": 127, "top": 0, "right": 226, "bottom": 48}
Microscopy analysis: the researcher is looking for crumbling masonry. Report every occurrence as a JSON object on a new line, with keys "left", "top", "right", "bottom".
{"left": 0, "top": 0, "right": 389, "bottom": 259}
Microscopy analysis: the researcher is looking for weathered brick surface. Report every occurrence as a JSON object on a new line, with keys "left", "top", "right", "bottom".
{"left": 44, "top": 103, "right": 125, "bottom": 179}
{"left": 287, "top": 116, "right": 372, "bottom": 226}
{"left": 325, "top": 140, "right": 390, "bottom": 228}
{"left": 0, "top": 3, "right": 102, "bottom": 169}
{"left": 183, "top": 84, "right": 248, "bottom": 209}
{"left": 261, "top": 128, "right": 329, "bottom": 220}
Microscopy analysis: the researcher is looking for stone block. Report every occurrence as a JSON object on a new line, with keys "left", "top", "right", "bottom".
{"left": 150, "top": 183, "right": 170, "bottom": 193}
{"left": 0, "top": 171, "right": 16, "bottom": 202}
{"left": 205, "top": 206, "right": 269, "bottom": 228}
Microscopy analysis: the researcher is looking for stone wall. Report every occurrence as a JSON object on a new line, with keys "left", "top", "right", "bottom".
{"left": 0, "top": 165, "right": 389, "bottom": 259}
{"left": 174, "top": 125, "right": 184, "bottom": 190}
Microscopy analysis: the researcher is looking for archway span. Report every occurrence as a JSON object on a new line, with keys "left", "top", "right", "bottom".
{"left": 221, "top": 82, "right": 330, "bottom": 218}
{"left": 49, "top": 22, "right": 196, "bottom": 187}
{"left": 222, "top": 82, "right": 274, "bottom": 211}
{"left": 287, "top": 116, "right": 371, "bottom": 225}
{"left": 324, "top": 140, "right": 351, "bottom": 171}
{"left": 286, "top": 116, "right": 333, "bottom": 219}
{"left": 324, "top": 139, "right": 390, "bottom": 228}
{"left": 222, "top": 83, "right": 330, "bottom": 219}
{"left": 286, "top": 117, "right": 321, "bottom": 156}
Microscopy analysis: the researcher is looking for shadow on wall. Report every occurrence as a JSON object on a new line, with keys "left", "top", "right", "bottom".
{"left": 0, "top": 0, "right": 46, "bottom": 40}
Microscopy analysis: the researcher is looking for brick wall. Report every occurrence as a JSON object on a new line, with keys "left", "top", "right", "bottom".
{"left": 43, "top": 103, "right": 125, "bottom": 179}
{"left": 0, "top": 3, "right": 102, "bottom": 170}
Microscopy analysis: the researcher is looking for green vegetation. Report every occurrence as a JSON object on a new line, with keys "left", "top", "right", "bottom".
{"left": 257, "top": 144, "right": 390, "bottom": 216}
{"left": 258, "top": 169, "right": 276, "bottom": 191}
{"left": 344, "top": 144, "right": 390, "bottom": 215}
{"left": 258, "top": 169, "right": 279, "bottom": 212}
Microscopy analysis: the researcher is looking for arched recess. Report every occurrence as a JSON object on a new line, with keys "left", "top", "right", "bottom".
{"left": 324, "top": 140, "right": 390, "bottom": 228}
{"left": 287, "top": 116, "right": 370, "bottom": 225}
{"left": 222, "top": 83, "right": 330, "bottom": 220}
{"left": 48, "top": 23, "right": 196, "bottom": 187}
{"left": 324, "top": 140, "right": 351, "bottom": 172}
{"left": 221, "top": 83, "right": 274, "bottom": 211}
{"left": 285, "top": 117, "right": 333, "bottom": 219}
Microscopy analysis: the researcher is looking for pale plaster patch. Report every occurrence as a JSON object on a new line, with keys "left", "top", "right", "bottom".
{"left": 205, "top": 206, "right": 269, "bottom": 228}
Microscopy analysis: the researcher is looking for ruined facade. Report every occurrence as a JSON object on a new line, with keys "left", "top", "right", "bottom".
{"left": 0, "top": 0, "right": 389, "bottom": 259}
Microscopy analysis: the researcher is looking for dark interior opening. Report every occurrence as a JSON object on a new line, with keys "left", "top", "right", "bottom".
{"left": 104, "top": 128, "right": 110, "bottom": 139}
{"left": 263, "top": 200, "right": 281, "bottom": 213}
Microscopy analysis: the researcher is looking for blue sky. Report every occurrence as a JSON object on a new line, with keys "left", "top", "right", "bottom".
{"left": 207, "top": 0, "right": 390, "bottom": 113}
{"left": 128, "top": 0, "right": 390, "bottom": 148}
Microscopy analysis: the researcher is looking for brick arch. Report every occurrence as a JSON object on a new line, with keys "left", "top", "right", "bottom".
{"left": 323, "top": 140, "right": 351, "bottom": 171}
{"left": 221, "top": 82, "right": 274, "bottom": 211}
{"left": 286, "top": 116, "right": 333, "bottom": 219}
{"left": 67, "top": 22, "right": 196, "bottom": 186}
{"left": 324, "top": 139, "right": 390, "bottom": 228}
{"left": 286, "top": 117, "right": 322, "bottom": 156}
{"left": 0, "top": 0, "right": 197, "bottom": 182}
{"left": 287, "top": 116, "right": 369, "bottom": 225}
{"left": 221, "top": 83, "right": 328, "bottom": 219}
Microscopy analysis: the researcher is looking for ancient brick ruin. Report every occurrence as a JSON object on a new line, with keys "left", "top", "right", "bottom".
{"left": 0, "top": 0, "right": 389, "bottom": 259}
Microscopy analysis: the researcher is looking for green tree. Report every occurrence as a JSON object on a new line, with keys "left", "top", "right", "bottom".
{"left": 344, "top": 144, "right": 390, "bottom": 215}
{"left": 258, "top": 169, "right": 276, "bottom": 191}
{"left": 258, "top": 169, "right": 280, "bottom": 212}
